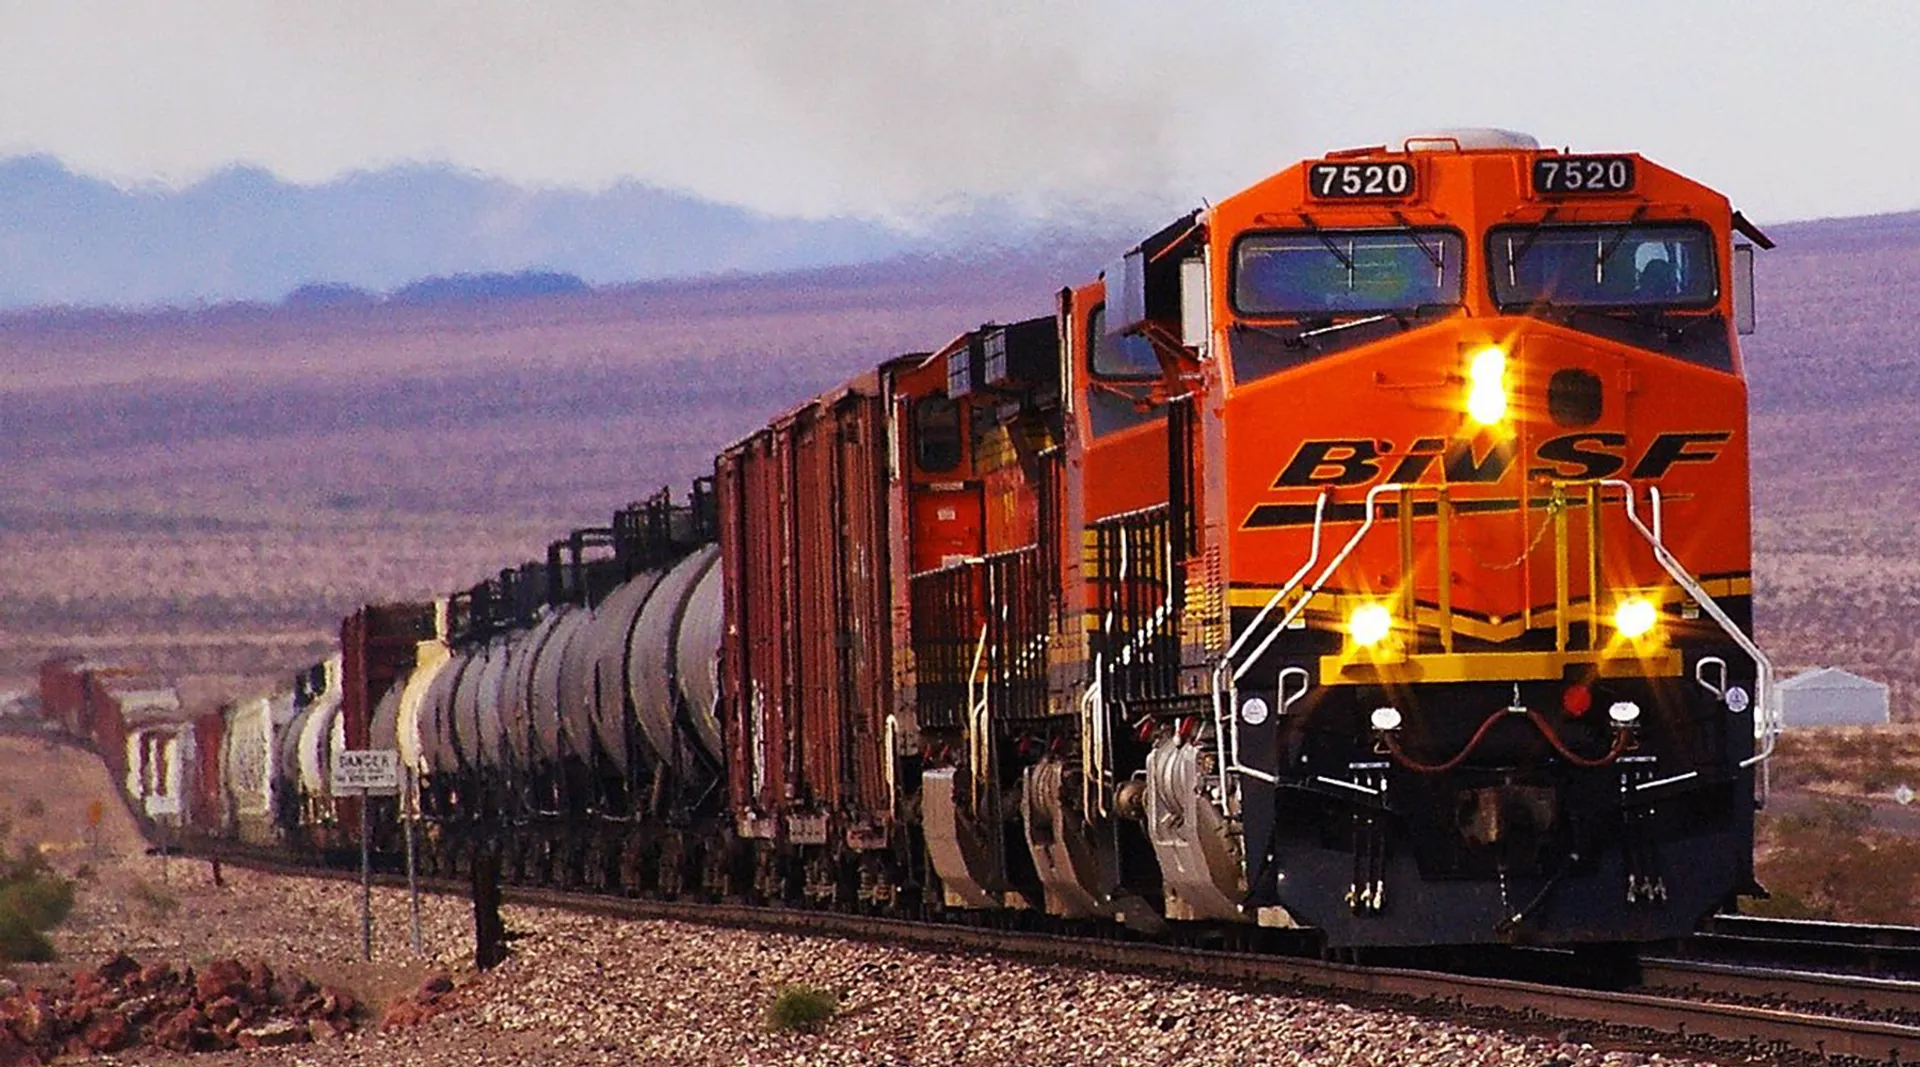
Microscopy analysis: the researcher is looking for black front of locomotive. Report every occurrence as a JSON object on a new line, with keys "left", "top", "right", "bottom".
{"left": 1229, "top": 603, "right": 1762, "bottom": 948}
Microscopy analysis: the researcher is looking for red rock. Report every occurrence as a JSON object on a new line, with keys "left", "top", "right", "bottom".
{"left": 245, "top": 960, "right": 273, "bottom": 1002}
{"left": 96, "top": 954, "right": 141, "bottom": 987}
{"left": 11, "top": 1002, "right": 48, "bottom": 1047}
{"left": 204, "top": 995, "right": 241, "bottom": 1028}
{"left": 136, "top": 962, "right": 177, "bottom": 991}
{"left": 194, "top": 959, "right": 247, "bottom": 1004}
{"left": 69, "top": 971, "right": 103, "bottom": 1000}
{"left": 380, "top": 1000, "right": 425, "bottom": 1029}
{"left": 272, "top": 975, "right": 315, "bottom": 1007}
{"left": 416, "top": 971, "right": 455, "bottom": 1002}
{"left": 79, "top": 1013, "right": 130, "bottom": 1054}
{"left": 0, "top": 1029, "right": 38, "bottom": 1067}
{"left": 152, "top": 1007, "right": 206, "bottom": 1053}
{"left": 317, "top": 985, "right": 356, "bottom": 1019}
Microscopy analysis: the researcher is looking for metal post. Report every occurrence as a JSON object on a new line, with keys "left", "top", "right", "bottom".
{"left": 360, "top": 791, "right": 372, "bottom": 962}
{"left": 406, "top": 768, "right": 422, "bottom": 955}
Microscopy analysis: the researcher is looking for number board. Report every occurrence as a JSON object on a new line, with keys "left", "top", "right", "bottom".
{"left": 1533, "top": 155, "right": 1636, "bottom": 195}
{"left": 1308, "top": 161, "right": 1415, "bottom": 200}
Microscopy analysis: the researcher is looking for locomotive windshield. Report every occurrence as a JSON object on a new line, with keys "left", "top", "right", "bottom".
{"left": 1489, "top": 223, "right": 1717, "bottom": 310}
{"left": 1233, "top": 229, "right": 1464, "bottom": 318}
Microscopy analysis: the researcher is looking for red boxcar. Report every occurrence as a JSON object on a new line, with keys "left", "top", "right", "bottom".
{"left": 716, "top": 372, "right": 894, "bottom": 849}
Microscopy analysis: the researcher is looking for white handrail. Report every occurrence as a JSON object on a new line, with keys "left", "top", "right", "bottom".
{"left": 966, "top": 622, "right": 991, "bottom": 811}
{"left": 1599, "top": 479, "right": 1780, "bottom": 792}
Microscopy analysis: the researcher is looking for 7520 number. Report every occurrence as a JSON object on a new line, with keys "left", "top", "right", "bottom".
{"left": 1533, "top": 156, "right": 1635, "bottom": 195}
{"left": 1308, "top": 162, "right": 1414, "bottom": 199}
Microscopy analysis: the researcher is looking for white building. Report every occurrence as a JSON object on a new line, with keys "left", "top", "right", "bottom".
{"left": 1778, "top": 667, "right": 1890, "bottom": 727}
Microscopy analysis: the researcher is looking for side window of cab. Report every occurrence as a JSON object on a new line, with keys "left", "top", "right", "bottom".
{"left": 1086, "top": 305, "right": 1161, "bottom": 436}
{"left": 913, "top": 395, "right": 964, "bottom": 473}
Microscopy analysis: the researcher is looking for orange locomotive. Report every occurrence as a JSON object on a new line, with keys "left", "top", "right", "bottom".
{"left": 770, "top": 128, "right": 1778, "bottom": 947}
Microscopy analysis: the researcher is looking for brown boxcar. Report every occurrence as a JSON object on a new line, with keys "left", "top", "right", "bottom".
{"left": 716, "top": 373, "right": 893, "bottom": 846}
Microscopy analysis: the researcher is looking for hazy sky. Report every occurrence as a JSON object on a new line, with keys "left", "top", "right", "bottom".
{"left": 3, "top": 1, "right": 1916, "bottom": 225}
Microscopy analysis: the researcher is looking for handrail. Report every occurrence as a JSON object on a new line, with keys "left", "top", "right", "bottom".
{"left": 1209, "top": 478, "right": 1780, "bottom": 807}
{"left": 966, "top": 622, "right": 991, "bottom": 812}
{"left": 1600, "top": 479, "right": 1780, "bottom": 797}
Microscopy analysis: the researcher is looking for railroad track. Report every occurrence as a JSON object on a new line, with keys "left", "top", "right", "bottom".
{"left": 191, "top": 842, "right": 1920, "bottom": 1064}
{"left": 1664, "top": 914, "right": 1920, "bottom": 979}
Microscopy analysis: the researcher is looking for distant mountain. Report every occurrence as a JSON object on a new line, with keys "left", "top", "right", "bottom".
{"left": 0, "top": 157, "right": 926, "bottom": 310}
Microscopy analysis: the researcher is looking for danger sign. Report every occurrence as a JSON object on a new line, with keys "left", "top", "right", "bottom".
{"left": 331, "top": 750, "right": 400, "bottom": 795}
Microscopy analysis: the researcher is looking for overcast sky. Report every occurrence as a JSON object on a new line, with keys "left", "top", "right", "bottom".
{"left": 2, "top": 1, "right": 1915, "bottom": 225}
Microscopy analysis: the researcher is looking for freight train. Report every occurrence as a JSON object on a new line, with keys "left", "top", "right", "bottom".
{"left": 43, "top": 129, "right": 1782, "bottom": 951}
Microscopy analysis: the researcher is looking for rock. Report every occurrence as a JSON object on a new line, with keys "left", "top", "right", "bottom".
{"left": 416, "top": 970, "right": 455, "bottom": 1002}
{"left": 204, "top": 995, "right": 241, "bottom": 1028}
{"left": 152, "top": 1007, "right": 207, "bottom": 1053}
{"left": 236, "top": 1019, "right": 308, "bottom": 1048}
{"left": 78, "top": 1013, "right": 130, "bottom": 1053}
{"left": 0, "top": 1029, "right": 37, "bottom": 1067}
{"left": 271, "top": 975, "right": 316, "bottom": 1007}
{"left": 96, "top": 953, "right": 142, "bottom": 987}
{"left": 381, "top": 1000, "right": 426, "bottom": 1029}
{"left": 194, "top": 959, "right": 247, "bottom": 1003}
{"left": 10, "top": 1001, "right": 48, "bottom": 1047}
{"left": 310, "top": 1016, "right": 342, "bottom": 1043}
{"left": 318, "top": 985, "right": 356, "bottom": 1018}
{"left": 245, "top": 959, "right": 273, "bottom": 1002}
{"left": 137, "top": 962, "right": 177, "bottom": 991}
{"left": 0, "top": 981, "right": 16, "bottom": 1000}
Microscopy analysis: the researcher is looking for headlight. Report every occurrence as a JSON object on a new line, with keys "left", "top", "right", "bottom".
{"left": 1348, "top": 603, "right": 1393, "bottom": 648}
{"left": 1613, "top": 596, "right": 1658, "bottom": 639}
{"left": 1466, "top": 347, "right": 1507, "bottom": 425}
{"left": 1608, "top": 701, "right": 1642, "bottom": 726}
{"left": 1369, "top": 706, "right": 1403, "bottom": 732}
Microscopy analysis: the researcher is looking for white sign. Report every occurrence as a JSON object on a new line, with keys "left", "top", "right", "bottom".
{"left": 143, "top": 793, "right": 181, "bottom": 817}
{"left": 331, "top": 750, "right": 400, "bottom": 795}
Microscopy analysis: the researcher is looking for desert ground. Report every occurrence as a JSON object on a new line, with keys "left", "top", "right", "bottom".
{"left": 0, "top": 734, "right": 1750, "bottom": 1066}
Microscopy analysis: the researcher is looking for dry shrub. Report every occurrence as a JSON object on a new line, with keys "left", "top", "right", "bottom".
{"left": 1752, "top": 799, "right": 1920, "bottom": 924}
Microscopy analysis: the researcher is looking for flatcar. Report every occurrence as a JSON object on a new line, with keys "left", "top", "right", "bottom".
{"left": 108, "top": 129, "right": 1781, "bottom": 952}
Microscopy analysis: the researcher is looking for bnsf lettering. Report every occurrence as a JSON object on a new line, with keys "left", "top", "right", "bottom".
{"left": 1442, "top": 438, "right": 1518, "bottom": 483}
{"left": 1530, "top": 432, "right": 1628, "bottom": 481}
{"left": 1271, "top": 439, "right": 1386, "bottom": 487}
{"left": 1272, "top": 431, "right": 1729, "bottom": 488}
{"left": 1629, "top": 431, "right": 1733, "bottom": 479}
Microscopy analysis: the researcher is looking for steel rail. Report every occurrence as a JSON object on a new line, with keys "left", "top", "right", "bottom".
{"left": 1639, "top": 956, "right": 1920, "bottom": 1021}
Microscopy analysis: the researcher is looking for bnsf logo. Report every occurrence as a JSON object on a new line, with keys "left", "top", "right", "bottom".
{"left": 1272, "top": 431, "right": 1732, "bottom": 488}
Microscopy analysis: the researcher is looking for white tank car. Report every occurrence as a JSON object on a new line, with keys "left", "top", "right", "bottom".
{"left": 576, "top": 571, "right": 667, "bottom": 775}
{"left": 296, "top": 655, "right": 344, "bottom": 825}
{"left": 531, "top": 606, "right": 593, "bottom": 773}
{"left": 500, "top": 612, "right": 567, "bottom": 776}
{"left": 466, "top": 637, "right": 515, "bottom": 772}
{"left": 628, "top": 547, "right": 725, "bottom": 765}
{"left": 394, "top": 639, "right": 452, "bottom": 802}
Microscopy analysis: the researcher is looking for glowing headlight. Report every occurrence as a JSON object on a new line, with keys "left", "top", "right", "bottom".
{"left": 1466, "top": 347, "right": 1507, "bottom": 425}
{"left": 1613, "top": 596, "right": 1659, "bottom": 639}
{"left": 1369, "top": 706, "right": 1403, "bottom": 732}
{"left": 1348, "top": 603, "right": 1393, "bottom": 648}
{"left": 1608, "top": 701, "right": 1642, "bottom": 726}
